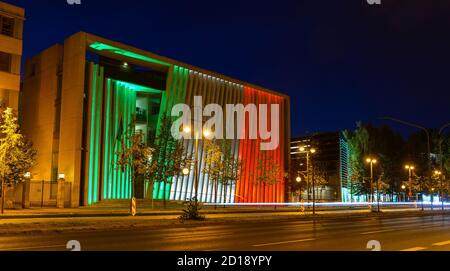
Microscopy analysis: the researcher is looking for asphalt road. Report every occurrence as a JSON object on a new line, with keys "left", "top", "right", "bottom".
{"left": 1, "top": 213, "right": 449, "bottom": 251}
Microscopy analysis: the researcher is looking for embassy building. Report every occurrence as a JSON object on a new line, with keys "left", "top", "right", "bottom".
{"left": 21, "top": 32, "right": 290, "bottom": 207}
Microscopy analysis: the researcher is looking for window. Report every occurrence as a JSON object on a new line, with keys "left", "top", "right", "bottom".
{"left": 0, "top": 52, "right": 11, "bottom": 72}
{"left": 0, "top": 15, "right": 15, "bottom": 37}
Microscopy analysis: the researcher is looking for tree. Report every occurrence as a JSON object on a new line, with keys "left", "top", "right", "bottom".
{"left": 375, "top": 174, "right": 390, "bottom": 201}
{"left": 202, "top": 139, "right": 222, "bottom": 208}
{"left": 312, "top": 161, "right": 329, "bottom": 201}
{"left": 116, "top": 120, "right": 155, "bottom": 214}
{"left": 442, "top": 135, "right": 450, "bottom": 201}
{"left": 344, "top": 123, "right": 370, "bottom": 199}
{"left": 203, "top": 139, "right": 242, "bottom": 208}
{"left": 345, "top": 123, "right": 409, "bottom": 201}
{"left": 0, "top": 108, "right": 36, "bottom": 214}
{"left": 220, "top": 140, "right": 242, "bottom": 204}
{"left": 313, "top": 162, "right": 329, "bottom": 188}
{"left": 401, "top": 173, "right": 421, "bottom": 201}
{"left": 150, "top": 114, "right": 191, "bottom": 208}
{"left": 254, "top": 151, "right": 282, "bottom": 202}
{"left": 443, "top": 135, "right": 450, "bottom": 176}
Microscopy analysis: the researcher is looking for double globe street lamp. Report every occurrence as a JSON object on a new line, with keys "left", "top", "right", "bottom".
{"left": 404, "top": 165, "right": 415, "bottom": 202}
{"left": 183, "top": 125, "right": 212, "bottom": 201}
{"left": 366, "top": 157, "right": 380, "bottom": 212}
{"left": 299, "top": 146, "right": 317, "bottom": 214}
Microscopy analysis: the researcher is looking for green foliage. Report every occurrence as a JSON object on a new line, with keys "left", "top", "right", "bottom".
{"left": 116, "top": 130, "right": 155, "bottom": 190}
{"left": 439, "top": 133, "right": 450, "bottom": 178}
{"left": 203, "top": 139, "right": 242, "bottom": 205}
{"left": 345, "top": 123, "right": 406, "bottom": 197}
{"left": 0, "top": 108, "right": 36, "bottom": 186}
{"left": 179, "top": 197, "right": 205, "bottom": 222}
{"left": 255, "top": 151, "right": 281, "bottom": 185}
{"left": 313, "top": 161, "right": 329, "bottom": 189}
{"left": 150, "top": 114, "right": 191, "bottom": 208}
{"left": 116, "top": 118, "right": 155, "bottom": 214}
{"left": 253, "top": 151, "right": 282, "bottom": 202}
{"left": 344, "top": 121, "right": 450, "bottom": 199}
{"left": 344, "top": 123, "right": 370, "bottom": 196}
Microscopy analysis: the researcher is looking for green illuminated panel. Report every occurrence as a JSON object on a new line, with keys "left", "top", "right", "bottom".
{"left": 89, "top": 42, "right": 171, "bottom": 67}
{"left": 153, "top": 66, "right": 189, "bottom": 200}
{"left": 87, "top": 64, "right": 104, "bottom": 205}
{"left": 87, "top": 61, "right": 190, "bottom": 203}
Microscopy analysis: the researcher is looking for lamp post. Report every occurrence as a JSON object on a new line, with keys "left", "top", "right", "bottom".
{"left": 183, "top": 125, "right": 211, "bottom": 202}
{"left": 431, "top": 186, "right": 436, "bottom": 210}
{"left": 434, "top": 170, "right": 443, "bottom": 210}
{"left": 295, "top": 175, "right": 302, "bottom": 202}
{"left": 405, "top": 165, "right": 415, "bottom": 202}
{"left": 295, "top": 172, "right": 308, "bottom": 202}
{"left": 299, "top": 146, "right": 317, "bottom": 215}
{"left": 366, "top": 157, "right": 380, "bottom": 212}
{"left": 299, "top": 146, "right": 310, "bottom": 203}
{"left": 401, "top": 184, "right": 406, "bottom": 202}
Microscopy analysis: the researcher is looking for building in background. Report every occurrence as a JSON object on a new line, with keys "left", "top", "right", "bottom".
{"left": 0, "top": 1, "right": 24, "bottom": 112}
{"left": 21, "top": 32, "right": 291, "bottom": 207}
{"left": 290, "top": 131, "right": 349, "bottom": 202}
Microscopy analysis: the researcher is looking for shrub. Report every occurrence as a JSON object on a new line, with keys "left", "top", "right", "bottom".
{"left": 179, "top": 197, "right": 205, "bottom": 222}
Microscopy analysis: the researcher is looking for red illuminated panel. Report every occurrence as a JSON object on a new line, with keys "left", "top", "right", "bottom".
{"left": 235, "top": 87, "right": 285, "bottom": 203}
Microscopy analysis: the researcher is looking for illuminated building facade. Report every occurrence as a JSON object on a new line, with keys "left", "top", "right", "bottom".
{"left": 21, "top": 32, "right": 290, "bottom": 207}
{"left": 0, "top": 2, "right": 24, "bottom": 112}
{"left": 290, "top": 131, "right": 349, "bottom": 202}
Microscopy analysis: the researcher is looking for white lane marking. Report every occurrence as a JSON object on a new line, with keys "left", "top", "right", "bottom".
{"left": 0, "top": 244, "right": 66, "bottom": 251}
{"left": 163, "top": 233, "right": 234, "bottom": 240}
{"left": 253, "top": 238, "right": 315, "bottom": 247}
{"left": 360, "top": 229, "right": 395, "bottom": 235}
{"left": 401, "top": 247, "right": 427, "bottom": 251}
{"left": 432, "top": 240, "right": 450, "bottom": 246}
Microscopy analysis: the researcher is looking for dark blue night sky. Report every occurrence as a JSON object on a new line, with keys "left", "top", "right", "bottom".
{"left": 6, "top": 0, "right": 450, "bottom": 136}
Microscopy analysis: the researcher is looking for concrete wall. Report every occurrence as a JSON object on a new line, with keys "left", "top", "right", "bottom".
{"left": 0, "top": 1, "right": 24, "bottom": 111}
{"left": 21, "top": 33, "right": 88, "bottom": 208}
{"left": 58, "top": 32, "right": 87, "bottom": 207}
{"left": 22, "top": 45, "right": 63, "bottom": 181}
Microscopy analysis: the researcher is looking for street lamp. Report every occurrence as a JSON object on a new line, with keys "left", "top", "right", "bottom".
{"left": 366, "top": 157, "right": 380, "bottom": 212}
{"left": 401, "top": 184, "right": 406, "bottom": 202}
{"left": 183, "top": 125, "right": 211, "bottom": 201}
{"left": 183, "top": 126, "right": 191, "bottom": 134}
{"left": 405, "top": 165, "right": 415, "bottom": 201}
{"left": 295, "top": 175, "right": 302, "bottom": 203}
{"left": 182, "top": 168, "right": 190, "bottom": 176}
{"left": 299, "top": 146, "right": 317, "bottom": 215}
{"left": 434, "top": 170, "right": 444, "bottom": 210}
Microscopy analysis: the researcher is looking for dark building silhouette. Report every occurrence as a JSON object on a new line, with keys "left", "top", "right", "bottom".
{"left": 290, "top": 131, "right": 349, "bottom": 202}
